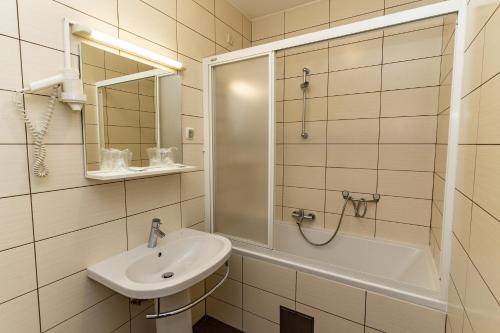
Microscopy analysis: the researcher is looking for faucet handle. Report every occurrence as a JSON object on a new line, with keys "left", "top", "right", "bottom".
{"left": 152, "top": 218, "right": 161, "bottom": 226}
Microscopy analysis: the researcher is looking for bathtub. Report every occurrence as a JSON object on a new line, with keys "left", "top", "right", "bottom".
{"left": 231, "top": 222, "right": 444, "bottom": 310}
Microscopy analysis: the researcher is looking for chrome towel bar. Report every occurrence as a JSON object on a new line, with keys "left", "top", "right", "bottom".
{"left": 146, "top": 261, "right": 229, "bottom": 319}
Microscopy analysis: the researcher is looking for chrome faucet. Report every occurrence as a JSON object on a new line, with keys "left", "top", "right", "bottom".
{"left": 148, "top": 218, "right": 165, "bottom": 248}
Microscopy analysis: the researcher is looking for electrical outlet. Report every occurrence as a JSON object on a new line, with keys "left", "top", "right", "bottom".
{"left": 185, "top": 127, "right": 195, "bottom": 140}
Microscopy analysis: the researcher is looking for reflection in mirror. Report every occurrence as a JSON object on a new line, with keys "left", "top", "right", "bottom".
{"left": 81, "top": 43, "right": 190, "bottom": 179}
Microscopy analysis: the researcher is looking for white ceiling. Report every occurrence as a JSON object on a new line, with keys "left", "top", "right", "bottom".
{"left": 229, "top": 0, "right": 316, "bottom": 19}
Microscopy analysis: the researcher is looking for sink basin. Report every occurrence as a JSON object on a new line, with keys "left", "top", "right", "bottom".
{"left": 87, "top": 228, "right": 231, "bottom": 299}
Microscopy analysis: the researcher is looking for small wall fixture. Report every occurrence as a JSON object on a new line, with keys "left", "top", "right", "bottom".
{"left": 72, "top": 24, "right": 183, "bottom": 71}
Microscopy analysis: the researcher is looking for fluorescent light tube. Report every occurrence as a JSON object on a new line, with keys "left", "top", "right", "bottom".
{"left": 72, "top": 24, "right": 183, "bottom": 70}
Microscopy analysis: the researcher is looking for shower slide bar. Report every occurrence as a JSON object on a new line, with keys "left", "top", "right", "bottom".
{"left": 300, "top": 68, "right": 310, "bottom": 139}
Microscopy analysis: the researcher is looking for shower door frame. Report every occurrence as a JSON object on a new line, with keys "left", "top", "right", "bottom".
{"left": 203, "top": 0, "right": 467, "bottom": 305}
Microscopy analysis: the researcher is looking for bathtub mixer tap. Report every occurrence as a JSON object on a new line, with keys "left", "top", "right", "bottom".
{"left": 341, "top": 191, "right": 380, "bottom": 218}
{"left": 292, "top": 191, "right": 381, "bottom": 247}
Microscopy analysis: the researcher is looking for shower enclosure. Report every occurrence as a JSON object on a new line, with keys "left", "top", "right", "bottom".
{"left": 204, "top": 0, "right": 466, "bottom": 309}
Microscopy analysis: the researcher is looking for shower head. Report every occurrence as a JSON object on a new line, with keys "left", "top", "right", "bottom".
{"left": 301, "top": 67, "right": 310, "bottom": 90}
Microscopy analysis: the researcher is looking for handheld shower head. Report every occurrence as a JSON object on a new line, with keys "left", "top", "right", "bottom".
{"left": 301, "top": 67, "right": 310, "bottom": 90}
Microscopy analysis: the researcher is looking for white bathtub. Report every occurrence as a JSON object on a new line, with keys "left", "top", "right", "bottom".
{"left": 231, "top": 222, "right": 444, "bottom": 310}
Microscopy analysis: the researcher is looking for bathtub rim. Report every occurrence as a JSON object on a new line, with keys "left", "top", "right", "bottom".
{"left": 231, "top": 239, "right": 446, "bottom": 311}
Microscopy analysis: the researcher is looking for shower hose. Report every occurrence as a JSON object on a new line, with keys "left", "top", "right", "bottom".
{"left": 297, "top": 195, "right": 350, "bottom": 247}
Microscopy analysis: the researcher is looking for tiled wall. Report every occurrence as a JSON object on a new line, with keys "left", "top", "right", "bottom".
{"left": 82, "top": 44, "right": 158, "bottom": 170}
{"left": 446, "top": 1, "right": 500, "bottom": 332}
{"left": 205, "top": 253, "right": 446, "bottom": 332}
{"left": 0, "top": 0, "right": 249, "bottom": 332}
{"left": 263, "top": 0, "right": 448, "bottom": 246}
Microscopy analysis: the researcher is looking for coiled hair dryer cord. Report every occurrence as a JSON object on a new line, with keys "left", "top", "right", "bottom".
{"left": 15, "top": 86, "right": 58, "bottom": 177}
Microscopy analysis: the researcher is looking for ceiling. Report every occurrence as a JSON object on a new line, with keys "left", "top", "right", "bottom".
{"left": 229, "top": 0, "right": 316, "bottom": 19}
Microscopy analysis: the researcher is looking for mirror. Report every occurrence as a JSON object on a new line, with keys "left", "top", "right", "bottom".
{"left": 81, "top": 43, "right": 191, "bottom": 179}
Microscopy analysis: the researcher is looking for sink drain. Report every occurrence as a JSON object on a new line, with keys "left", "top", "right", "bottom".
{"left": 162, "top": 272, "right": 174, "bottom": 279}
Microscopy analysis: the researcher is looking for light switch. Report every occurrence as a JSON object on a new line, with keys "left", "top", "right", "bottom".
{"left": 185, "top": 127, "right": 195, "bottom": 140}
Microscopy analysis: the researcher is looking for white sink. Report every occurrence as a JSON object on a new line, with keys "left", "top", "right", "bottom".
{"left": 87, "top": 228, "right": 231, "bottom": 300}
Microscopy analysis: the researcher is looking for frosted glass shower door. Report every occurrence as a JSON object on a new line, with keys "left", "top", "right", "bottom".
{"left": 212, "top": 55, "right": 271, "bottom": 245}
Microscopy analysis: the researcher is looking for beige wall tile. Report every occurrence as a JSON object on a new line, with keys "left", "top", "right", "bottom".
{"left": 283, "top": 186, "right": 325, "bottom": 212}
{"left": 243, "top": 311, "right": 279, "bottom": 333}
{"left": 0, "top": 195, "right": 33, "bottom": 251}
{"left": 329, "top": 66, "right": 381, "bottom": 95}
{"left": 366, "top": 292, "right": 445, "bottom": 333}
{"left": 0, "top": 91, "right": 27, "bottom": 144}
{"left": 326, "top": 168, "right": 377, "bottom": 193}
{"left": 243, "top": 257, "right": 296, "bottom": 299}
{"left": 183, "top": 143, "right": 204, "bottom": 167}
{"left": 456, "top": 145, "right": 476, "bottom": 198}
{"left": 474, "top": 146, "right": 500, "bottom": 220}
{"left": 478, "top": 73, "right": 500, "bottom": 144}
{"left": 375, "top": 220, "right": 430, "bottom": 245}
{"left": 0, "top": 291, "right": 40, "bottom": 333}
{"left": 284, "top": 144, "right": 326, "bottom": 166}
{"left": 464, "top": 262, "right": 500, "bottom": 333}
{"left": 327, "top": 119, "right": 379, "bottom": 143}
{"left": 284, "top": 24, "right": 329, "bottom": 56}
{"left": 32, "top": 182, "right": 125, "bottom": 240}
{"left": 216, "top": 19, "right": 243, "bottom": 51}
{"left": 125, "top": 174, "right": 180, "bottom": 215}
{"left": 296, "top": 303, "right": 364, "bottom": 333}
{"left": 182, "top": 86, "right": 203, "bottom": 116}
{"left": 46, "top": 294, "right": 128, "bottom": 333}
{"left": 178, "top": 0, "right": 215, "bottom": 40}
{"left": 181, "top": 171, "right": 204, "bottom": 200}
{"left": 377, "top": 196, "right": 431, "bottom": 226}
{"left": 177, "top": 23, "right": 215, "bottom": 61}
{"left": 217, "top": 254, "right": 242, "bottom": 282}
{"left": 330, "top": 12, "right": 383, "bottom": 46}
{"left": 118, "top": 0, "right": 176, "bottom": 50}
{"left": 252, "top": 12, "right": 284, "bottom": 41}
{"left": 214, "top": 0, "right": 242, "bottom": 33}
{"left": 179, "top": 55, "right": 202, "bottom": 89}
{"left": 285, "top": 49, "right": 328, "bottom": 78}
{"left": 382, "top": 57, "right": 441, "bottom": 90}
{"left": 330, "top": 0, "right": 384, "bottom": 21}
{"left": 242, "top": 16, "right": 251, "bottom": 40}
{"left": 462, "top": 30, "right": 484, "bottom": 96}
{"left": 381, "top": 87, "right": 439, "bottom": 117}
{"left": 330, "top": 38, "right": 382, "bottom": 71}
{"left": 379, "top": 144, "right": 435, "bottom": 171}
{"left": 328, "top": 93, "right": 380, "bottom": 120}
{"left": 378, "top": 170, "right": 433, "bottom": 199}
{"left": 383, "top": 27, "right": 443, "bottom": 63}
{"left": 380, "top": 116, "right": 437, "bottom": 144}
{"left": 0, "top": 35, "right": 22, "bottom": 91}
{"left": 296, "top": 272, "right": 365, "bottom": 323}
{"left": 447, "top": 280, "right": 465, "bottom": 333}
{"left": 35, "top": 219, "right": 127, "bottom": 286}
{"left": 0, "top": 145, "right": 29, "bottom": 198}
{"left": 38, "top": 270, "right": 114, "bottom": 331}
{"left": 285, "top": 0, "right": 329, "bottom": 33}
{"left": 459, "top": 86, "right": 479, "bottom": 145}
{"left": 482, "top": 9, "right": 500, "bottom": 83}
{"left": 57, "top": 0, "right": 117, "bottom": 25}
{"left": 181, "top": 196, "right": 205, "bottom": 227}
{"left": 127, "top": 204, "right": 181, "bottom": 249}
{"left": 243, "top": 284, "right": 294, "bottom": 323}
{"left": 0, "top": 244, "right": 36, "bottom": 303}
{"left": 327, "top": 144, "right": 378, "bottom": 169}
{"left": 283, "top": 166, "right": 325, "bottom": 189}
{"left": 470, "top": 204, "right": 500, "bottom": 302}
{"left": 452, "top": 190, "right": 472, "bottom": 251}
{"left": 0, "top": 0, "right": 19, "bottom": 38}
{"left": 141, "top": 0, "right": 176, "bottom": 17}
{"left": 206, "top": 297, "right": 242, "bottom": 329}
